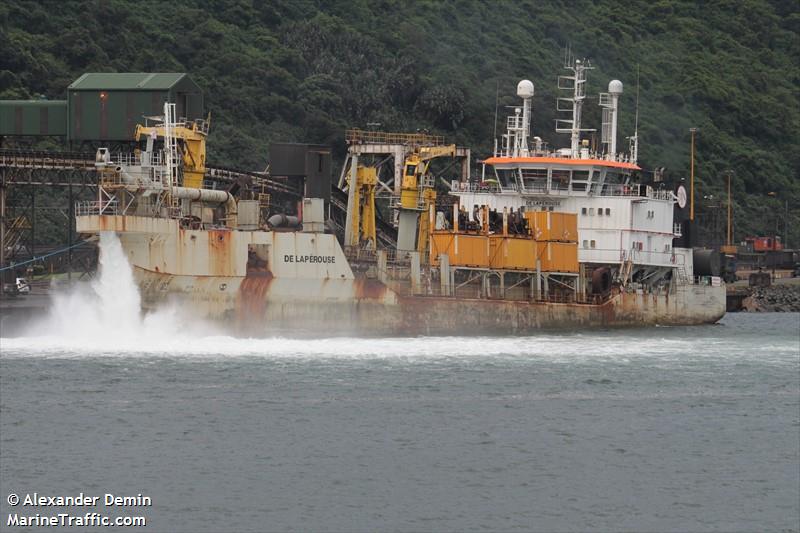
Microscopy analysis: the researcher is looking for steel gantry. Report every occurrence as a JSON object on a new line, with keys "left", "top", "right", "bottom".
{"left": 338, "top": 129, "right": 471, "bottom": 250}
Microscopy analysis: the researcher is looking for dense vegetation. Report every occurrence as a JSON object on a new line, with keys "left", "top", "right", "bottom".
{"left": 1, "top": 0, "right": 798, "bottom": 245}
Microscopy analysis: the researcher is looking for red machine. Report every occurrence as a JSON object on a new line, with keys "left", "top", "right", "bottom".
{"left": 746, "top": 236, "right": 783, "bottom": 252}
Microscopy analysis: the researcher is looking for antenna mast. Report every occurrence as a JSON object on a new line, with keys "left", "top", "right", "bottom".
{"left": 493, "top": 81, "right": 499, "bottom": 156}
{"left": 503, "top": 80, "right": 535, "bottom": 157}
{"left": 630, "top": 64, "right": 640, "bottom": 164}
{"left": 556, "top": 55, "right": 595, "bottom": 158}
{"left": 600, "top": 80, "right": 623, "bottom": 161}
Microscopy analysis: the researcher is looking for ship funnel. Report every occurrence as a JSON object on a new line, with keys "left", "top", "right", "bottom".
{"left": 600, "top": 79, "right": 623, "bottom": 161}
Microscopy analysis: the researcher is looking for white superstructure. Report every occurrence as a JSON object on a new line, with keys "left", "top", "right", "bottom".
{"left": 453, "top": 58, "right": 686, "bottom": 286}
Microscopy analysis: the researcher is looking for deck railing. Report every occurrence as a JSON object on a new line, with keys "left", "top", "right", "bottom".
{"left": 452, "top": 180, "right": 675, "bottom": 202}
{"left": 345, "top": 129, "right": 445, "bottom": 146}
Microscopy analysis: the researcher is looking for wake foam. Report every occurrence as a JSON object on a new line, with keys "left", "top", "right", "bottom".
{"left": 13, "top": 231, "right": 216, "bottom": 347}
{"left": 2, "top": 233, "right": 797, "bottom": 362}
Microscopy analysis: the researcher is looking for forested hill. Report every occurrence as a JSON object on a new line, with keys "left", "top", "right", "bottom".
{"left": 1, "top": 0, "right": 798, "bottom": 243}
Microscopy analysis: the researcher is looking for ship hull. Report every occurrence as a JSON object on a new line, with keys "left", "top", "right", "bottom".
{"left": 76, "top": 215, "right": 726, "bottom": 336}
{"left": 134, "top": 267, "right": 727, "bottom": 336}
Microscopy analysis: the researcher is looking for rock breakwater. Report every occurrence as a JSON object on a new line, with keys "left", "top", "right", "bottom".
{"left": 741, "top": 283, "right": 800, "bottom": 312}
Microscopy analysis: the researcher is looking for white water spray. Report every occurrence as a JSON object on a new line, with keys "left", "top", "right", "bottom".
{"left": 92, "top": 231, "right": 141, "bottom": 334}
{"left": 40, "top": 232, "right": 142, "bottom": 338}
{"left": 17, "top": 231, "right": 214, "bottom": 348}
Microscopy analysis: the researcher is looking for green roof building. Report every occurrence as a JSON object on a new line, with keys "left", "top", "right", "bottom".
{"left": 0, "top": 100, "right": 67, "bottom": 137}
{"left": 67, "top": 73, "right": 203, "bottom": 141}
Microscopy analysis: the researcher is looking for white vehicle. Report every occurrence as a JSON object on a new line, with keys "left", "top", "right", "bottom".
{"left": 15, "top": 277, "right": 30, "bottom": 294}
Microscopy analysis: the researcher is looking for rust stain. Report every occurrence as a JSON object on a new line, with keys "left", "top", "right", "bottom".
{"left": 597, "top": 295, "right": 615, "bottom": 326}
{"left": 207, "top": 229, "right": 233, "bottom": 276}
{"left": 246, "top": 248, "right": 270, "bottom": 275}
{"left": 96, "top": 215, "right": 126, "bottom": 232}
{"left": 236, "top": 271, "right": 274, "bottom": 324}
{"left": 354, "top": 277, "right": 389, "bottom": 300}
{"left": 175, "top": 229, "right": 184, "bottom": 275}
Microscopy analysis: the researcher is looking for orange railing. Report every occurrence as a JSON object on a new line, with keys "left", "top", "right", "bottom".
{"left": 345, "top": 129, "right": 444, "bottom": 146}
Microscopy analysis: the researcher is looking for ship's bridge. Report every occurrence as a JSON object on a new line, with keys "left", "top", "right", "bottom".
{"left": 451, "top": 157, "right": 679, "bottom": 269}
{"left": 462, "top": 156, "right": 645, "bottom": 198}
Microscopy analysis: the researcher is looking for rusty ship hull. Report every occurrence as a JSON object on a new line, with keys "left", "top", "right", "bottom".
{"left": 135, "top": 268, "right": 727, "bottom": 335}
{"left": 78, "top": 214, "right": 726, "bottom": 336}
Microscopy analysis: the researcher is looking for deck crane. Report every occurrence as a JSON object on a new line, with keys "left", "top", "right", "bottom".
{"left": 134, "top": 113, "right": 211, "bottom": 188}
{"left": 396, "top": 144, "right": 457, "bottom": 255}
{"left": 345, "top": 165, "right": 380, "bottom": 249}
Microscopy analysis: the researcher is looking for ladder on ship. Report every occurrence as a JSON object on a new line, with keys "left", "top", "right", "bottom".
{"left": 676, "top": 265, "right": 689, "bottom": 284}
{"left": 619, "top": 256, "right": 634, "bottom": 287}
{"left": 163, "top": 102, "right": 182, "bottom": 217}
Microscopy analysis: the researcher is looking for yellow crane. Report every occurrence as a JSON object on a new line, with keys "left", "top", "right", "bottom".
{"left": 347, "top": 165, "right": 379, "bottom": 248}
{"left": 398, "top": 144, "right": 456, "bottom": 254}
{"left": 134, "top": 114, "right": 211, "bottom": 188}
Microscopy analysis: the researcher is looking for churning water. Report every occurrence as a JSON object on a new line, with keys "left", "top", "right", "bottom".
{"left": 16, "top": 231, "right": 219, "bottom": 350}
{"left": 0, "top": 234, "right": 798, "bottom": 532}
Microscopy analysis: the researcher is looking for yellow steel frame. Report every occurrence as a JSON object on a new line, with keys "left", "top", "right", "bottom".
{"left": 348, "top": 165, "right": 378, "bottom": 247}
{"left": 135, "top": 114, "right": 210, "bottom": 188}
{"left": 398, "top": 144, "right": 457, "bottom": 254}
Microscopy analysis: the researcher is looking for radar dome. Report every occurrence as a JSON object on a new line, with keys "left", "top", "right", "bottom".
{"left": 517, "top": 79, "right": 534, "bottom": 98}
{"left": 608, "top": 79, "right": 623, "bottom": 94}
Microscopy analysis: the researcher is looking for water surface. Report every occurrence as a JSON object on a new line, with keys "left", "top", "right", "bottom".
{"left": 1, "top": 313, "right": 798, "bottom": 532}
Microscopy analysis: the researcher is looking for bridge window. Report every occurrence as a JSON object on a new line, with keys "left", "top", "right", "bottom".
{"left": 495, "top": 168, "right": 516, "bottom": 187}
{"left": 551, "top": 169, "right": 570, "bottom": 190}
{"left": 581, "top": 207, "right": 587, "bottom": 215}
{"left": 605, "top": 208, "right": 611, "bottom": 216}
{"left": 590, "top": 240, "right": 596, "bottom": 248}
{"left": 520, "top": 168, "right": 548, "bottom": 180}
{"left": 573, "top": 170, "right": 590, "bottom": 181}
{"left": 571, "top": 170, "right": 589, "bottom": 192}
{"left": 583, "top": 240, "right": 589, "bottom": 248}
{"left": 520, "top": 168, "right": 547, "bottom": 192}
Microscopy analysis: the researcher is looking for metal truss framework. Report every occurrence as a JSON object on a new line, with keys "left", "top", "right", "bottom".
{"left": 0, "top": 148, "right": 328, "bottom": 280}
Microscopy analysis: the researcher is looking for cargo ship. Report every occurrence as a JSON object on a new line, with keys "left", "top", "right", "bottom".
{"left": 75, "top": 59, "right": 725, "bottom": 335}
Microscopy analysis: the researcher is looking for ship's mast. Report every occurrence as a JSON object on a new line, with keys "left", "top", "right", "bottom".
{"left": 556, "top": 56, "right": 594, "bottom": 158}
{"left": 600, "top": 80, "right": 623, "bottom": 161}
{"left": 505, "top": 80, "right": 534, "bottom": 157}
{"left": 629, "top": 65, "right": 640, "bottom": 165}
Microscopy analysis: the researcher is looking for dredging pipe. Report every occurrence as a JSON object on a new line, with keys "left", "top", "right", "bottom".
{"left": 267, "top": 213, "right": 300, "bottom": 228}
{"left": 171, "top": 186, "right": 238, "bottom": 228}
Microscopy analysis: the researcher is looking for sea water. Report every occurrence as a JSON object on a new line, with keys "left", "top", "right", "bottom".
{"left": 0, "top": 233, "right": 798, "bottom": 532}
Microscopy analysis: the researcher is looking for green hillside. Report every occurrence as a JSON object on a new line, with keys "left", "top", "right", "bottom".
{"left": 1, "top": 0, "right": 798, "bottom": 245}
